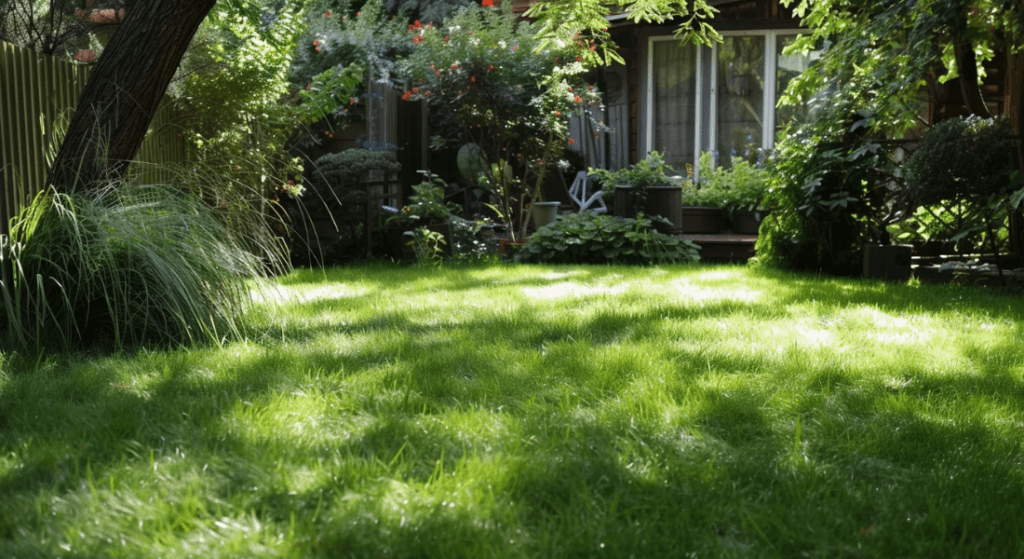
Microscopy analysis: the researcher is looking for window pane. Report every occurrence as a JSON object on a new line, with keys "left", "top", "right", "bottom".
{"left": 716, "top": 36, "right": 765, "bottom": 168}
{"left": 652, "top": 40, "right": 697, "bottom": 173}
{"left": 775, "top": 34, "right": 822, "bottom": 136}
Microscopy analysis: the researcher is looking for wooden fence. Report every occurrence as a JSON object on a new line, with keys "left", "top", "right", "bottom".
{"left": 0, "top": 40, "right": 185, "bottom": 236}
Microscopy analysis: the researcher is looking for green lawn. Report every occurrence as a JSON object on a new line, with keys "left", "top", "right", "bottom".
{"left": 2, "top": 263, "right": 1023, "bottom": 558}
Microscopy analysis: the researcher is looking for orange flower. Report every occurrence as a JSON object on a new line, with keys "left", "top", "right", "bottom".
{"left": 482, "top": 0, "right": 494, "bottom": 6}
{"left": 568, "top": 138, "right": 575, "bottom": 145}
{"left": 402, "top": 91, "right": 413, "bottom": 100}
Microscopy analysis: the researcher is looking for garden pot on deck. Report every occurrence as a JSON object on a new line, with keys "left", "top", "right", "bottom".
{"left": 863, "top": 244, "right": 912, "bottom": 282}
{"left": 532, "top": 201, "right": 560, "bottom": 229}
{"left": 730, "top": 210, "right": 766, "bottom": 235}
{"left": 614, "top": 185, "right": 683, "bottom": 234}
{"left": 680, "top": 207, "right": 726, "bottom": 234}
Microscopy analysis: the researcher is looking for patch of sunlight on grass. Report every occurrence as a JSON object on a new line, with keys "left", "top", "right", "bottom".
{"left": 519, "top": 280, "right": 629, "bottom": 300}
{"left": 218, "top": 388, "right": 379, "bottom": 457}
{"left": 691, "top": 268, "right": 747, "bottom": 281}
{"left": 286, "top": 283, "right": 370, "bottom": 303}
{"left": 667, "top": 278, "right": 764, "bottom": 304}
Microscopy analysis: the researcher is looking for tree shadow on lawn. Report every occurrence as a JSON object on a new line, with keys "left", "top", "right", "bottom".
{"left": 196, "top": 373, "right": 1024, "bottom": 557}
{"left": 3, "top": 266, "right": 1024, "bottom": 555}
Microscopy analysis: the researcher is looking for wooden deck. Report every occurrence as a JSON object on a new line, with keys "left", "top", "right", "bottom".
{"left": 680, "top": 234, "right": 758, "bottom": 263}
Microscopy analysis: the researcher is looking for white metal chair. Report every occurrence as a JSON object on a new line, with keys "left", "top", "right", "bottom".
{"left": 568, "top": 171, "right": 606, "bottom": 213}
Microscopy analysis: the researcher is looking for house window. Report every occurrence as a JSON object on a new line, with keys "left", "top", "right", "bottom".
{"left": 714, "top": 35, "right": 765, "bottom": 167}
{"left": 775, "top": 33, "right": 820, "bottom": 136}
{"left": 650, "top": 39, "right": 699, "bottom": 175}
{"left": 645, "top": 30, "right": 820, "bottom": 172}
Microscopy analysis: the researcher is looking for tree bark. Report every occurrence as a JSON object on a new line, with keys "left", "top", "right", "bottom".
{"left": 954, "top": 40, "right": 992, "bottom": 118}
{"left": 47, "top": 0, "right": 215, "bottom": 191}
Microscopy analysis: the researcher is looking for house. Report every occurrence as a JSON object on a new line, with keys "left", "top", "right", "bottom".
{"left": 588, "top": 0, "right": 1019, "bottom": 173}
{"left": 586, "top": 0, "right": 814, "bottom": 174}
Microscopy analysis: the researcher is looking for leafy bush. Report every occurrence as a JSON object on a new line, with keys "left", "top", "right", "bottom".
{"left": 903, "top": 115, "right": 1022, "bottom": 267}
{"left": 904, "top": 116, "right": 1017, "bottom": 206}
{"left": 400, "top": 4, "right": 601, "bottom": 240}
{"left": 755, "top": 111, "right": 903, "bottom": 275}
{"left": 516, "top": 212, "right": 700, "bottom": 265}
{"left": 0, "top": 183, "right": 266, "bottom": 350}
{"left": 388, "top": 171, "right": 460, "bottom": 228}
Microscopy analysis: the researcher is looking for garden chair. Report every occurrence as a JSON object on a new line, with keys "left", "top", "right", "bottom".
{"left": 568, "top": 171, "right": 606, "bottom": 213}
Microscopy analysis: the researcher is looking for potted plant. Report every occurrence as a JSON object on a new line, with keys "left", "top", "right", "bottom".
{"left": 385, "top": 171, "right": 459, "bottom": 260}
{"left": 589, "top": 151, "right": 683, "bottom": 233}
{"left": 694, "top": 152, "right": 770, "bottom": 234}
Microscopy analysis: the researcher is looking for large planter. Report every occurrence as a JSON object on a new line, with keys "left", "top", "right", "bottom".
{"left": 532, "top": 201, "right": 560, "bottom": 229}
{"left": 680, "top": 207, "right": 726, "bottom": 234}
{"left": 614, "top": 185, "right": 683, "bottom": 234}
{"left": 730, "top": 210, "right": 767, "bottom": 235}
{"left": 863, "top": 244, "right": 912, "bottom": 282}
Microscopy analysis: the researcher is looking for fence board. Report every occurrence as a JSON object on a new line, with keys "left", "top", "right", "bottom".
{"left": 0, "top": 40, "right": 184, "bottom": 236}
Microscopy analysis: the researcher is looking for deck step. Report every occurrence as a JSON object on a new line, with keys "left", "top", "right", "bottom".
{"left": 680, "top": 234, "right": 757, "bottom": 263}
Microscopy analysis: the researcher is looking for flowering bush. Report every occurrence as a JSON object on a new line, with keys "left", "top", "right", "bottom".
{"left": 399, "top": 5, "right": 602, "bottom": 240}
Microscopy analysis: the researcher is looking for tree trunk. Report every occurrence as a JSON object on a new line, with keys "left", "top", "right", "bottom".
{"left": 954, "top": 40, "right": 992, "bottom": 118}
{"left": 47, "top": 0, "right": 215, "bottom": 191}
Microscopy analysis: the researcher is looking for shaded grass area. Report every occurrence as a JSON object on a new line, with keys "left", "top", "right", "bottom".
{"left": 2, "top": 263, "right": 1024, "bottom": 557}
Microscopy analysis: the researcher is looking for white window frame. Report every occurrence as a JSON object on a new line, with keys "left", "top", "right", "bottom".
{"left": 645, "top": 29, "right": 806, "bottom": 171}
{"left": 645, "top": 35, "right": 704, "bottom": 169}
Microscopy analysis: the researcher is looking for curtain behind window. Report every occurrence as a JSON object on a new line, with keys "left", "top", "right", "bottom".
{"left": 716, "top": 36, "right": 765, "bottom": 167}
{"left": 652, "top": 41, "right": 697, "bottom": 174}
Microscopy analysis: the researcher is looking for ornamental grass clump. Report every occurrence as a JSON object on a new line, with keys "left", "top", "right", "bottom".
{"left": 515, "top": 212, "right": 700, "bottom": 265}
{"left": 0, "top": 181, "right": 269, "bottom": 350}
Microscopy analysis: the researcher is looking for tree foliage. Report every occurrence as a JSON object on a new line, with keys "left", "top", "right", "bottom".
{"left": 780, "top": 0, "right": 1024, "bottom": 137}
{"left": 524, "top": 0, "right": 722, "bottom": 66}
{"left": 756, "top": 0, "right": 1024, "bottom": 274}
{"left": 0, "top": 0, "right": 128, "bottom": 57}
{"left": 400, "top": 4, "right": 602, "bottom": 239}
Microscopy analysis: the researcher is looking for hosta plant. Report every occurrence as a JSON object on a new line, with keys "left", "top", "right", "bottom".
{"left": 516, "top": 212, "right": 700, "bottom": 265}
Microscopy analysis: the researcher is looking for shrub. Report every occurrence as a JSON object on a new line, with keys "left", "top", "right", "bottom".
{"left": 902, "top": 116, "right": 1022, "bottom": 270}
{"left": 755, "top": 111, "right": 901, "bottom": 275}
{"left": 283, "top": 149, "right": 402, "bottom": 265}
{"left": 515, "top": 212, "right": 700, "bottom": 265}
